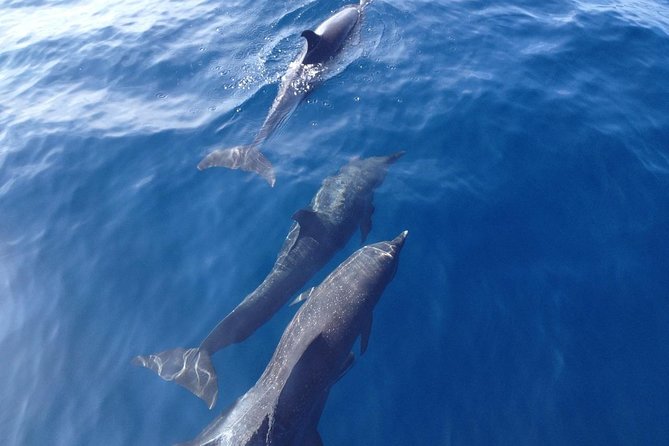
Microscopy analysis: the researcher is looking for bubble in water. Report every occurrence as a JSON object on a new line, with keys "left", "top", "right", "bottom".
{"left": 353, "top": 96, "right": 360, "bottom": 102}
{"left": 156, "top": 93, "right": 167, "bottom": 99}
{"left": 237, "top": 75, "right": 255, "bottom": 89}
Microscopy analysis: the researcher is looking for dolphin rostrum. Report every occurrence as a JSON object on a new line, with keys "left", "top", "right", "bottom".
{"left": 175, "top": 230, "right": 408, "bottom": 446}
{"left": 197, "top": 0, "right": 372, "bottom": 186}
{"left": 134, "top": 151, "right": 403, "bottom": 408}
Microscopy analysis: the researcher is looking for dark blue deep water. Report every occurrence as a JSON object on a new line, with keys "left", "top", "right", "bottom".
{"left": 2, "top": 0, "right": 669, "bottom": 444}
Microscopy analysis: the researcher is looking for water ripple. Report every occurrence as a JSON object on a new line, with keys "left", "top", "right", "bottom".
{"left": 1, "top": 0, "right": 669, "bottom": 445}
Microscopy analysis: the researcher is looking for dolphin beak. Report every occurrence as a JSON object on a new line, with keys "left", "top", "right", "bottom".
{"left": 385, "top": 151, "right": 406, "bottom": 164}
{"left": 390, "top": 230, "right": 409, "bottom": 251}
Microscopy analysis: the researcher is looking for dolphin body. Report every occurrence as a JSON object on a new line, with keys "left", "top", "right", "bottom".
{"left": 197, "top": 0, "right": 372, "bottom": 186}
{"left": 176, "top": 231, "right": 408, "bottom": 446}
{"left": 134, "top": 152, "right": 403, "bottom": 409}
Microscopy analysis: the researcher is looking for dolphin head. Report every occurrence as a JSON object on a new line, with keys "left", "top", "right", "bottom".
{"left": 360, "top": 230, "right": 408, "bottom": 294}
{"left": 361, "top": 150, "right": 405, "bottom": 169}
{"left": 381, "top": 151, "right": 406, "bottom": 165}
{"left": 342, "top": 151, "right": 405, "bottom": 191}
{"left": 371, "top": 229, "right": 408, "bottom": 259}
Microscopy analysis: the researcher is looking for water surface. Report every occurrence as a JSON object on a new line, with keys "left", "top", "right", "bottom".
{"left": 1, "top": 0, "right": 669, "bottom": 444}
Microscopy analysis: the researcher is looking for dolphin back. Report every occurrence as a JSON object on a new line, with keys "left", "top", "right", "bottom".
{"left": 132, "top": 347, "right": 219, "bottom": 409}
{"left": 198, "top": 145, "right": 276, "bottom": 187}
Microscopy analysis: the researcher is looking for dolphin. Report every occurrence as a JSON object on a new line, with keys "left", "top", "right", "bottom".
{"left": 134, "top": 151, "right": 403, "bottom": 409}
{"left": 175, "top": 231, "right": 408, "bottom": 446}
{"left": 197, "top": 0, "right": 372, "bottom": 186}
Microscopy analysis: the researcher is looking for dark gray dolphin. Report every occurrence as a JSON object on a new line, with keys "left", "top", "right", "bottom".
{"left": 134, "top": 151, "right": 403, "bottom": 409}
{"left": 197, "top": 0, "right": 371, "bottom": 186}
{"left": 175, "top": 230, "right": 408, "bottom": 446}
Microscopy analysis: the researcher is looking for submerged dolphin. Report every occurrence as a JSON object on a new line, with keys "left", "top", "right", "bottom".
{"left": 134, "top": 152, "right": 403, "bottom": 408}
{"left": 176, "top": 231, "right": 408, "bottom": 446}
{"left": 197, "top": 0, "right": 371, "bottom": 186}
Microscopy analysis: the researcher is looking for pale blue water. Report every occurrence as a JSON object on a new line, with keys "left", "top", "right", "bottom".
{"left": 2, "top": 0, "right": 669, "bottom": 445}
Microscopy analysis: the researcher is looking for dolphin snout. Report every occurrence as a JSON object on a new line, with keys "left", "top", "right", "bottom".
{"left": 390, "top": 230, "right": 408, "bottom": 251}
{"left": 385, "top": 151, "right": 406, "bottom": 164}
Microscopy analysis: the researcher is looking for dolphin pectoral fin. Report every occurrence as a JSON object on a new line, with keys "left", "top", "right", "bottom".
{"left": 335, "top": 352, "right": 355, "bottom": 383}
{"left": 290, "top": 286, "right": 318, "bottom": 306}
{"left": 132, "top": 347, "right": 219, "bottom": 409}
{"left": 197, "top": 145, "right": 276, "bottom": 187}
{"left": 360, "top": 203, "right": 374, "bottom": 245}
{"left": 292, "top": 209, "right": 328, "bottom": 238}
{"left": 360, "top": 314, "right": 373, "bottom": 355}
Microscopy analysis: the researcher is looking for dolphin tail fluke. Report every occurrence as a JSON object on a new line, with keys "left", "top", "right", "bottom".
{"left": 132, "top": 347, "right": 219, "bottom": 409}
{"left": 197, "top": 145, "right": 276, "bottom": 187}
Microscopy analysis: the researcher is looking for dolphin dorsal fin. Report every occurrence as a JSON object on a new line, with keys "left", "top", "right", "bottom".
{"left": 292, "top": 209, "right": 327, "bottom": 238}
{"left": 278, "top": 334, "right": 334, "bottom": 406}
{"left": 301, "top": 30, "right": 322, "bottom": 54}
{"left": 335, "top": 352, "right": 355, "bottom": 383}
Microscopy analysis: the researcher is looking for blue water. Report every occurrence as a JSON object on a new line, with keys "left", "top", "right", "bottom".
{"left": 2, "top": 0, "right": 669, "bottom": 444}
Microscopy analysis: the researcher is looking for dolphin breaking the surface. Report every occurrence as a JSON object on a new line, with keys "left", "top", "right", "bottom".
{"left": 134, "top": 151, "right": 403, "bottom": 408}
{"left": 197, "top": 0, "right": 371, "bottom": 186}
{"left": 175, "top": 230, "right": 408, "bottom": 446}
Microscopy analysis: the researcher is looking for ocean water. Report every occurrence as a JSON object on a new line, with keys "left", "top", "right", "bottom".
{"left": 1, "top": 0, "right": 669, "bottom": 444}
